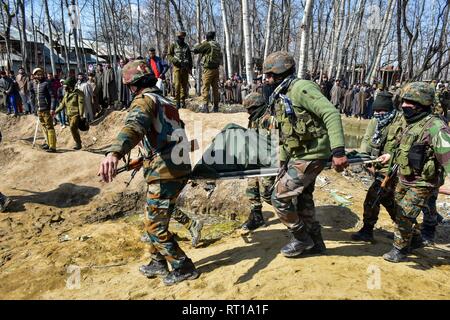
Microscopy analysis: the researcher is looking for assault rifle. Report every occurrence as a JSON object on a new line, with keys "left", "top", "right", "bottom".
{"left": 371, "top": 163, "right": 399, "bottom": 209}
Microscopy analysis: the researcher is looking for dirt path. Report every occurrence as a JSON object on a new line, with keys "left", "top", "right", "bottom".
{"left": 1, "top": 111, "right": 449, "bottom": 300}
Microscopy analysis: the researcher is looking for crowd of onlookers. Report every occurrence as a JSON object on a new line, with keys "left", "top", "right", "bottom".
{"left": 0, "top": 61, "right": 134, "bottom": 127}
{"left": 317, "top": 75, "right": 450, "bottom": 120}
{"left": 218, "top": 73, "right": 275, "bottom": 105}
{"left": 2, "top": 61, "right": 448, "bottom": 124}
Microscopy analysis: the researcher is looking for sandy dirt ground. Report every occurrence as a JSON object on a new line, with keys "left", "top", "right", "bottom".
{"left": 0, "top": 109, "right": 449, "bottom": 300}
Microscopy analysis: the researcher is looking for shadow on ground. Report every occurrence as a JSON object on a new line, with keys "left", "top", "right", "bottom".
{"left": 7, "top": 183, "right": 100, "bottom": 212}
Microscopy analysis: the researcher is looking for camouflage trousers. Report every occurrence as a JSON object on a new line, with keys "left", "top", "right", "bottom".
{"left": 271, "top": 159, "right": 325, "bottom": 232}
{"left": 173, "top": 67, "right": 189, "bottom": 104}
{"left": 362, "top": 174, "right": 397, "bottom": 227}
{"left": 246, "top": 176, "right": 276, "bottom": 212}
{"left": 201, "top": 68, "right": 220, "bottom": 106}
{"left": 38, "top": 111, "right": 56, "bottom": 149}
{"left": 393, "top": 183, "right": 436, "bottom": 250}
{"left": 68, "top": 114, "right": 82, "bottom": 147}
{"left": 144, "top": 178, "right": 191, "bottom": 270}
{"left": 421, "top": 188, "right": 440, "bottom": 229}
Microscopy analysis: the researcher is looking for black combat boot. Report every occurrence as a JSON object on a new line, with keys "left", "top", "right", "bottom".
{"left": 189, "top": 219, "right": 204, "bottom": 248}
{"left": 176, "top": 102, "right": 181, "bottom": 109}
{"left": 281, "top": 226, "right": 315, "bottom": 258}
{"left": 351, "top": 224, "right": 374, "bottom": 242}
{"left": 0, "top": 193, "right": 12, "bottom": 213}
{"left": 241, "top": 209, "right": 266, "bottom": 232}
{"left": 139, "top": 259, "right": 169, "bottom": 278}
{"left": 41, "top": 143, "right": 49, "bottom": 150}
{"left": 304, "top": 224, "right": 326, "bottom": 255}
{"left": 383, "top": 247, "right": 408, "bottom": 263}
{"left": 421, "top": 225, "right": 436, "bottom": 247}
{"left": 213, "top": 103, "right": 219, "bottom": 113}
{"left": 73, "top": 144, "right": 82, "bottom": 150}
{"left": 163, "top": 258, "right": 200, "bottom": 286}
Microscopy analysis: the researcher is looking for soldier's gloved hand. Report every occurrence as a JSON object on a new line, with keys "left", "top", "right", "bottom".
{"left": 98, "top": 153, "right": 120, "bottom": 183}
{"left": 377, "top": 153, "right": 391, "bottom": 165}
{"left": 332, "top": 156, "right": 349, "bottom": 172}
{"left": 331, "top": 147, "right": 348, "bottom": 172}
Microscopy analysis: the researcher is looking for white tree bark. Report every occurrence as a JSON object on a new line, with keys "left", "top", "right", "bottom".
{"left": 242, "top": 0, "right": 254, "bottom": 83}
{"left": 43, "top": 0, "right": 56, "bottom": 75}
{"left": 220, "top": 0, "right": 233, "bottom": 78}
{"left": 263, "top": 0, "right": 274, "bottom": 60}
{"left": 366, "top": 0, "right": 395, "bottom": 84}
{"left": 327, "top": 0, "right": 345, "bottom": 78}
{"left": 298, "top": 0, "right": 315, "bottom": 79}
{"left": 336, "top": 0, "right": 366, "bottom": 79}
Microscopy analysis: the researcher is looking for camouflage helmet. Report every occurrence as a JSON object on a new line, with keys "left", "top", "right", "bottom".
{"left": 263, "top": 51, "right": 296, "bottom": 75}
{"left": 243, "top": 92, "right": 266, "bottom": 109}
{"left": 400, "top": 82, "right": 435, "bottom": 106}
{"left": 63, "top": 77, "right": 76, "bottom": 88}
{"left": 122, "top": 60, "right": 154, "bottom": 85}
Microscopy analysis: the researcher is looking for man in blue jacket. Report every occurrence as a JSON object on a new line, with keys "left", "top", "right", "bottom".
{"left": 147, "top": 48, "right": 169, "bottom": 96}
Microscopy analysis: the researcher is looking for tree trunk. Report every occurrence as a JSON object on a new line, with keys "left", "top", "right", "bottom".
{"left": 263, "top": 0, "right": 274, "bottom": 60}
{"left": 396, "top": 0, "right": 403, "bottom": 77}
{"left": 242, "top": 0, "right": 253, "bottom": 83}
{"left": 196, "top": 0, "right": 202, "bottom": 96}
{"left": 168, "top": 0, "right": 185, "bottom": 31}
{"left": 366, "top": 0, "right": 395, "bottom": 84}
{"left": 298, "top": 0, "right": 314, "bottom": 79}
{"left": 43, "top": 0, "right": 56, "bottom": 75}
{"left": 328, "top": 0, "right": 345, "bottom": 78}
{"left": 220, "top": 0, "right": 233, "bottom": 78}
{"left": 66, "top": 0, "right": 81, "bottom": 72}
{"left": 92, "top": 0, "right": 99, "bottom": 65}
{"left": 137, "top": 0, "right": 142, "bottom": 56}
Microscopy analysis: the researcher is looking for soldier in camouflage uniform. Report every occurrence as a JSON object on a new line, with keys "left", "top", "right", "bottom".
{"left": 263, "top": 52, "right": 349, "bottom": 258}
{"left": 0, "top": 129, "right": 11, "bottom": 212}
{"left": 242, "top": 92, "right": 276, "bottom": 232}
{"left": 55, "top": 77, "right": 85, "bottom": 150}
{"left": 378, "top": 82, "right": 450, "bottom": 263}
{"left": 434, "top": 83, "right": 449, "bottom": 121}
{"left": 98, "top": 60, "right": 200, "bottom": 285}
{"left": 192, "top": 31, "right": 222, "bottom": 113}
{"left": 30, "top": 68, "right": 57, "bottom": 152}
{"left": 167, "top": 31, "right": 193, "bottom": 109}
{"left": 351, "top": 92, "right": 405, "bottom": 242}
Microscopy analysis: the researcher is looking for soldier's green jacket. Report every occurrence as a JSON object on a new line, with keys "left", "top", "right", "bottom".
{"left": 55, "top": 89, "right": 84, "bottom": 116}
{"left": 167, "top": 42, "right": 193, "bottom": 70}
{"left": 360, "top": 111, "right": 406, "bottom": 174}
{"left": 107, "top": 87, "right": 191, "bottom": 183}
{"left": 193, "top": 40, "right": 221, "bottom": 69}
{"left": 390, "top": 114, "right": 450, "bottom": 188}
{"left": 276, "top": 80, "right": 346, "bottom": 161}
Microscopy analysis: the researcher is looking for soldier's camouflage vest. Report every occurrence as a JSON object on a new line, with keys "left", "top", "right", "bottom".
{"left": 141, "top": 92, "right": 191, "bottom": 181}
{"left": 396, "top": 114, "right": 439, "bottom": 181}
{"left": 174, "top": 42, "right": 191, "bottom": 66}
{"left": 370, "top": 112, "right": 404, "bottom": 158}
{"left": 274, "top": 80, "right": 327, "bottom": 155}
{"left": 202, "top": 41, "right": 223, "bottom": 69}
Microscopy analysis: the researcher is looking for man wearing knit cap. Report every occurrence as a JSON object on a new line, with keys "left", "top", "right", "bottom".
{"left": 352, "top": 92, "right": 406, "bottom": 242}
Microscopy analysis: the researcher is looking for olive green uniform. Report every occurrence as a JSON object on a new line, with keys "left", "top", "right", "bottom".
{"left": 193, "top": 40, "right": 222, "bottom": 110}
{"left": 359, "top": 111, "right": 405, "bottom": 226}
{"left": 271, "top": 78, "right": 346, "bottom": 236}
{"left": 55, "top": 89, "right": 85, "bottom": 148}
{"left": 167, "top": 42, "right": 193, "bottom": 106}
